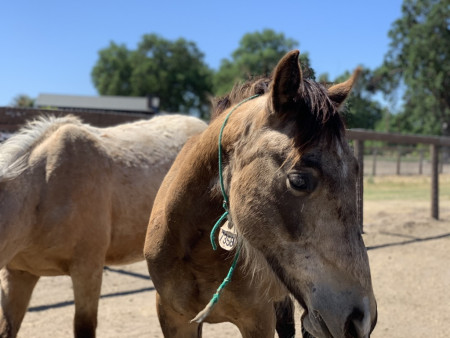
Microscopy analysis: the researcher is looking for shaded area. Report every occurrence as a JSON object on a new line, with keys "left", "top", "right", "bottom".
{"left": 367, "top": 232, "right": 450, "bottom": 250}
{"left": 28, "top": 287, "right": 154, "bottom": 312}
{"left": 103, "top": 266, "right": 150, "bottom": 280}
{"left": 378, "top": 231, "right": 418, "bottom": 240}
{"left": 26, "top": 232, "right": 449, "bottom": 313}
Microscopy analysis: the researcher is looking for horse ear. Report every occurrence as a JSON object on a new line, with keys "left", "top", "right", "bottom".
{"left": 271, "top": 50, "right": 302, "bottom": 113}
{"left": 327, "top": 67, "right": 361, "bottom": 108}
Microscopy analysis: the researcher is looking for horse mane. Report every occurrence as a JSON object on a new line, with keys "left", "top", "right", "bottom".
{"left": 0, "top": 115, "right": 83, "bottom": 181}
{"left": 211, "top": 76, "right": 345, "bottom": 153}
{"left": 211, "top": 77, "right": 271, "bottom": 120}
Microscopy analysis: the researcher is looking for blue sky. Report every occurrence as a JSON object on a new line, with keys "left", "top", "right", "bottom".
{"left": 0, "top": 0, "right": 403, "bottom": 106}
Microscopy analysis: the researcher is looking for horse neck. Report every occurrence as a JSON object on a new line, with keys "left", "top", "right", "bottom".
{"left": 167, "top": 99, "right": 266, "bottom": 230}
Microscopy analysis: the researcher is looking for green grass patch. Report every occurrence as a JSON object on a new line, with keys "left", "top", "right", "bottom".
{"left": 364, "top": 175, "right": 450, "bottom": 201}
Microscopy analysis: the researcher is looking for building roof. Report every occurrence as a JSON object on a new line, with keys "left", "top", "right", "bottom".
{"left": 36, "top": 94, "right": 158, "bottom": 113}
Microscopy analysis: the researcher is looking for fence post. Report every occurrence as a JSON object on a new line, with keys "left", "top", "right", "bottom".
{"left": 354, "top": 140, "right": 364, "bottom": 231}
{"left": 396, "top": 146, "right": 402, "bottom": 175}
{"left": 372, "top": 147, "right": 378, "bottom": 176}
{"left": 430, "top": 145, "right": 439, "bottom": 219}
{"left": 419, "top": 149, "right": 424, "bottom": 175}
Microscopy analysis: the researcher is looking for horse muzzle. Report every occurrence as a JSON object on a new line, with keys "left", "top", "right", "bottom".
{"left": 300, "top": 294, "right": 377, "bottom": 338}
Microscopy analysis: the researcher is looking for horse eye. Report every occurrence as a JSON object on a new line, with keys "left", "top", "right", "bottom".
{"left": 287, "top": 173, "right": 310, "bottom": 191}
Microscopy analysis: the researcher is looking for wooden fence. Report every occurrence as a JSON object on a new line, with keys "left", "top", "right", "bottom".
{"left": 0, "top": 107, "right": 153, "bottom": 132}
{"left": 365, "top": 146, "right": 445, "bottom": 176}
{"left": 1, "top": 108, "right": 448, "bottom": 224}
{"left": 347, "top": 129, "right": 450, "bottom": 224}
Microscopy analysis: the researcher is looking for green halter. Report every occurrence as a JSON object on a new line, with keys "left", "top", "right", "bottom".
{"left": 191, "top": 94, "right": 260, "bottom": 323}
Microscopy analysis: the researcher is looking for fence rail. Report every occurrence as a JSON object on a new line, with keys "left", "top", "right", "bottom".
{"left": 347, "top": 129, "right": 450, "bottom": 224}
{"left": 348, "top": 129, "right": 450, "bottom": 147}
{"left": 1, "top": 108, "right": 448, "bottom": 225}
{"left": 364, "top": 147, "right": 449, "bottom": 176}
{"left": 0, "top": 107, "right": 153, "bottom": 132}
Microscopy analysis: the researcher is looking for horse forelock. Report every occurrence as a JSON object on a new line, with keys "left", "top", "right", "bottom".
{"left": 0, "top": 115, "right": 82, "bottom": 181}
{"left": 288, "top": 79, "right": 346, "bottom": 157}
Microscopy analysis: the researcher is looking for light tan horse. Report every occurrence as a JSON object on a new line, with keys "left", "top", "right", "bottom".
{"left": 144, "top": 50, "right": 377, "bottom": 338}
{"left": 0, "top": 114, "right": 207, "bottom": 338}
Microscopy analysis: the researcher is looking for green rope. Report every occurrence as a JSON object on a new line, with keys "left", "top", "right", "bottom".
{"left": 217, "top": 94, "right": 261, "bottom": 214}
{"left": 210, "top": 93, "right": 260, "bottom": 251}
{"left": 190, "top": 245, "right": 241, "bottom": 323}
{"left": 210, "top": 210, "right": 228, "bottom": 251}
{"left": 206, "top": 245, "right": 241, "bottom": 305}
{"left": 192, "top": 94, "right": 260, "bottom": 323}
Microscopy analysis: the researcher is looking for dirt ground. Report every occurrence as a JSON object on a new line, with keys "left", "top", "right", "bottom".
{"left": 15, "top": 191, "right": 450, "bottom": 337}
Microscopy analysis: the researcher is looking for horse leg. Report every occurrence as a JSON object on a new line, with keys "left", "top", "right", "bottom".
{"left": 155, "top": 292, "right": 202, "bottom": 338}
{"left": 70, "top": 264, "right": 103, "bottom": 338}
{"left": 275, "top": 296, "right": 296, "bottom": 338}
{"left": 0, "top": 268, "right": 39, "bottom": 338}
{"left": 235, "top": 305, "right": 277, "bottom": 338}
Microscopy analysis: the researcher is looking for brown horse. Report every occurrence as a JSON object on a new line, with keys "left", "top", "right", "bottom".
{"left": 0, "top": 114, "right": 207, "bottom": 338}
{"left": 144, "top": 50, "right": 377, "bottom": 338}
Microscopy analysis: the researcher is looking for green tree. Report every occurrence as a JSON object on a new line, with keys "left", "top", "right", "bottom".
{"left": 91, "top": 42, "right": 133, "bottom": 96}
{"left": 92, "top": 35, "right": 213, "bottom": 118}
{"left": 214, "top": 29, "right": 314, "bottom": 95}
{"left": 11, "top": 94, "right": 35, "bottom": 108}
{"left": 374, "top": 0, "right": 450, "bottom": 136}
{"left": 332, "top": 69, "right": 385, "bottom": 130}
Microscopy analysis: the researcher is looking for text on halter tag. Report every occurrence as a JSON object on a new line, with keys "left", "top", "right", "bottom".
{"left": 218, "top": 220, "right": 237, "bottom": 251}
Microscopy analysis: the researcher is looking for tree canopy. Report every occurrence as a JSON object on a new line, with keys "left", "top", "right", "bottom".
{"left": 330, "top": 70, "right": 385, "bottom": 130}
{"left": 91, "top": 35, "right": 213, "bottom": 118}
{"left": 213, "top": 29, "right": 315, "bottom": 95}
{"left": 91, "top": 42, "right": 133, "bottom": 96}
{"left": 11, "top": 94, "right": 35, "bottom": 108}
{"left": 374, "top": 0, "right": 450, "bottom": 136}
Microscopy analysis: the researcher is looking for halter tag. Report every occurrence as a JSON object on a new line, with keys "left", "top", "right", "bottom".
{"left": 218, "top": 220, "right": 237, "bottom": 251}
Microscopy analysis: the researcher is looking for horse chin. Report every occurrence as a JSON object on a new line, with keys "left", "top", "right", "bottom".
{"left": 301, "top": 310, "right": 333, "bottom": 338}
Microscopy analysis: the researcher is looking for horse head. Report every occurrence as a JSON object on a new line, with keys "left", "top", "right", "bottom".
{"left": 225, "top": 50, "right": 377, "bottom": 337}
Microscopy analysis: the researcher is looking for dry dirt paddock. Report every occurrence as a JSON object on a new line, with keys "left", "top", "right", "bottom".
{"left": 14, "top": 178, "right": 450, "bottom": 337}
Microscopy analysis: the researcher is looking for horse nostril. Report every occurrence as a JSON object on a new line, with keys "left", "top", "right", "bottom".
{"left": 345, "top": 307, "right": 366, "bottom": 338}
